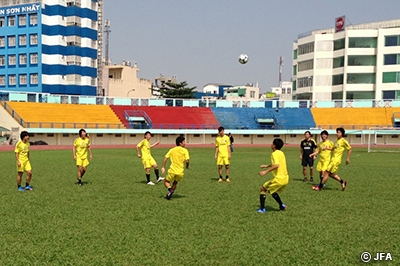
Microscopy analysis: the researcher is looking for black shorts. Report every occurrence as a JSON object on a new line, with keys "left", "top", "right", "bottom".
{"left": 302, "top": 156, "right": 314, "bottom": 167}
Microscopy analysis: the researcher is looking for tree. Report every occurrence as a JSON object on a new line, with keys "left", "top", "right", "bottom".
{"left": 159, "top": 81, "right": 196, "bottom": 99}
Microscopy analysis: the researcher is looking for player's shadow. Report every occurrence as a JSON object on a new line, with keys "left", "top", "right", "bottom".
{"left": 159, "top": 194, "right": 186, "bottom": 200}
{"left": 253, "top": 205, "right": 282, "bottom": 212}
{"left": 210, "top": 177, "right": 220, "bottom": 181}
{"left": 76, "top": 181, "right": 90, "bottom": 185}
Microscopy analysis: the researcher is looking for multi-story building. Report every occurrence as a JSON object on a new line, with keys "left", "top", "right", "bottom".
{"left": 271, "top": 81, "right": 293, "bottom": 100}
{"left": 0, "top": 0, "right": 99, "bottom": 96}
{"left": 104, "top": 61, "right": 152, "bottom": 98}
{"left": 293, "top": 18, "right": 400, "bottom": 101}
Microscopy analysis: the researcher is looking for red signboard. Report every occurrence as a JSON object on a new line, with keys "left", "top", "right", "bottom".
{"left": 335, "top": 16, "right": 345, "bottom": 32}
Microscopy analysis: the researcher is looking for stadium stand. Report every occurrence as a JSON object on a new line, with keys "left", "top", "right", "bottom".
{"left": 110, "top": 106, "right": 219, "bottom": 129}
{"left": 212, "top": 107, "right": 315, "bottom": 130}
{"left": 274, "top": 108, "right": 316, "bottom": 130}
{"left": 311, "top": 108, "right": 394, "bottom": 129}
{"left": 5, "top": 102, "right": 124, "bottom": 129}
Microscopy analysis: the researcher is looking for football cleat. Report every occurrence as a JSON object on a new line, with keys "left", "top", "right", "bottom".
{"left": 18, "top": 187, "right": 25, "bottom": 192}
{"left": 256, "top": 208, "right": 266, "bottom": 213}
{"left": 312, "top": 185, "right": 322, "bottom": 191}
{"left": 341, "top": 180, "right": 347, "bottom": 191}
{"left": 280, "top": 204, "right": 287, "bottom": 210}
{"left": 226, "top": 178, "right": 231, "bottom": 183}
{"left": 303, "top": 177, "right": 308, "bottom": 182}
{"left": 147, "top": 181, "right": 155, "bottom": 185}
{"left": 24, "top": 186, "right": 33, "bottom": 191}
{"left": 218, "top": 178, "right": 223, "bottom": 183}
{"left": 157, "top": 177, "right": 165, "bottom": 183}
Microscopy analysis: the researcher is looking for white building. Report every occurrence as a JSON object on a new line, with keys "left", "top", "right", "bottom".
{"left": 271, "top": 81, "right": 293, "bottom": 100}
{"left": 224, "top": 84, "right": 260, "bottom": 100}
{"left": 293, "top": 18, "right": 400, "bottom": 101}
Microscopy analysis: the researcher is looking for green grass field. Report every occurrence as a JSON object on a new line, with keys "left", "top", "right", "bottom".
{"left": 0, "top": 146, "right": 398, "bottom": 265}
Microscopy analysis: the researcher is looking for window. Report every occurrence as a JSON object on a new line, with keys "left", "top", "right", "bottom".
{"left": 66, "top": 36, "right": 81, "bottom": 46}
{"left": 0, "top": 75, "right": 5, "bottom": 85}
{"left": 332, "top": 74, "right": 344, "bottom": 86}
{"left": 19, "top": 74, "right": 27, "bottom": 85}
{"left": 347, "top": 73, "right": 376, "bottom": 84}
{"left": 8, "top": 55, "right": 16, "bottom": 65}
{"left": 62, "top": 133, "right": 69, "bottom": 137}
{"left": 250, "top": 91, "right": 255, "bottom": 98}
{"left": 0, "top": 18, "right": 4, "bottom": 27}
{"left": 91, "top": 20, "right": 96, "bottom": 29}
{"left": 348, "top": 37, "right": 377, "bottom": 48}
{"left": 18, "top": 15, "right": 26, "bottom": 26}
{"left": 293, "top": 49, "right": 298, "bottom": 60}
{"left": 382, "top": 72, "right": 400, "bottom": 83}
{"left": 8, "top": 16, "right": 15, "bottom": 26}
{"left": 0, "top": 55, "right": 4, "bottom": 66}
{"left": 293, "top": 65, "right": 297, "bottom": 75}
{"left": 30, "top": 53, "right": 38, "bottom": 64}
{"left": 297, "top": 77, "right": 313, "bottom": 88}
{"left": 384, "top": 54, "right": 400, "bottom": 65}
{"left": 334, "top": 38, "right": 345, "bottom": 50}
{"left": 66, "top": 55, "right": 81, "bottom": 66}
{"left": 298, "top": 42, "right": 314, "bottom": 55}
{"left": 30, "top": 34, "right": 38, "bottom": 45}
{"left": 0, "top": 37, "right": 4, "bottom": 47}
{"left": 385, "top": 36, "right": 399, "bottom": 47}
{"left": 8, "top": 36, "right": 16, "bottom": 47}
{"left": 29, "top": 14, "right": 38, "bottom": 25}
{"left": 30, "top": 73, "right": 38, "bottom": 84}
{"left": 66, "top": 16, "right": 81, "bottom": 27}
{"left": 19, "top": 54, "right": 27, "bottom": 65}
{"left": 333, "top": 56, "right": 345, "bottom": 68}
{"left": 19, "top": 35, "right": 26, "bottom": 46}
{"left": 9, "top": 75, "right": 16, "bottom": 85}
{"left": 287, "top": 88, "right": 291, "bottom": 94}
{"left": 282, "top": 88, "right": 286, "bottom": 94}
{"left": 348, "top": 55, "right": 376, "bottom": 66}
{"left": 91, "top": 59, "right": 96, "bottom": 67}
{"left": 67, "top": 0, "right": 81, "bottom": 7}
{"left": 298, "top": 59, "right": 313, "bottom": 71}
{"left": 91, "top": 1, "right": 97, "bottom": 10}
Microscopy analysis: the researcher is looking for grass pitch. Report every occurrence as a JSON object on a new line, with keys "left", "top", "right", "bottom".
{"left": 0, "top": 146, "right": 398, "bottom": 265}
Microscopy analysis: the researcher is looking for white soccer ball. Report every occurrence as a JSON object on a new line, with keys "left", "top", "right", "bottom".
{"left": 238, "top": 54, "right": 249, "bottom": 64}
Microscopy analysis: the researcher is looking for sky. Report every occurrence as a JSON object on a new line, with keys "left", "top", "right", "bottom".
{"left": 103, "top": 0, "right": 400, "bottom": 93}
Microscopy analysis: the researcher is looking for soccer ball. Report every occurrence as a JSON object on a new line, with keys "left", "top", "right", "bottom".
{"left": 238, "top": 54, "right": 249, "bottom": 64}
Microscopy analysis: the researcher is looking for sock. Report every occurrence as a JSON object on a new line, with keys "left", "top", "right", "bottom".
{"left": 219, "top": 175, "right": 222, "bottom": 179}
{"left": 318, "top": 183, "right": 323, "bottom": 189}
{"left": 168, "top": 188, "right": 174, "bottom": 193}
{"left": 18, "top": 184, "right": 21, "bottom": 188}
{"left": 225, "top": 175, "right": 229, "bottom": 180}
{"left": 25, "top": 182, "right": 29, "bottom": 187}
{"left": 259, "top": 193, "right": 266, "bottom": 209}
{"left": 271, "top": 192, "right": 283, "bottom": 207}
{"left": 77, "top": 178, "right": 82, "bottom": 184}
{"left": 155, "top": 169, "right": 159, "bottom": 179}
{"left": 146, "top": 174, "right": 150, "bottom": 182}
{"left": 339, "top": 179, "right": 343, "bottom": 184}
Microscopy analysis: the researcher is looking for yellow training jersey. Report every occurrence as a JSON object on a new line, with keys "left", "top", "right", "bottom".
{"left": 74, "top": 137, "right": 90, "bottom": 159}
{"left": 137, "top": 139, "right": 151, "bottom": 160}
{"left": 270, "top": 150, "right": 289, "bottom": 182}
{"left": 215, "top": 135, "right": 230, "bottom": 157}
{"left": 317, "top": 140, "right": 334, "bottom": 162}
{"left": 165, "top": 146, "right": 190, "bottom": 176}
{"left": 331, "top": 138, "right": 351, "bottom": 162}
{"left": 15, "top": 140, "right": 30, "bottom": 163}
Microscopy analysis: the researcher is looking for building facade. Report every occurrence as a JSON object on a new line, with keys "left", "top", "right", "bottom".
{"left": 104, "top": 61, "right": 152, "bottom": 98}
{"left": 293, "top": 19, "right": 400, "bottom": 101}
{"left": 270, "top": 81, "right": 293, "bottom": 100}
{"left": 0, "top": 0, "right": 99, "bottom": 96}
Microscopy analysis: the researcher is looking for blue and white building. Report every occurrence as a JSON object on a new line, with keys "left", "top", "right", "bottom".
{"left": 0, "top": 0, "right": 99, "bottom": 96}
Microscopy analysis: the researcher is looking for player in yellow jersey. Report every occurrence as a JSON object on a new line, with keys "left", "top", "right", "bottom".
{"left": 257, "top": 138, "right": 289, "bottom": 213}
{"left": 136, "top": 131, "right": 164, "bottom": 185}
{"left": 310, "top": 130, "right": 334, "bottom": 184}
{"left": 161, "top": 136, "right": 190, "bottom": 200}
{"left": 15, "top": 131, "right": 33, "bottom": 191}
{"left": 215, "top": 126, "right": 231, "bottom": 183}
{"left": 73, "top": 129, "right": 92, "bottom": 186}
{"left": 312, "top": 127, "right": 352, "bottom": 191}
